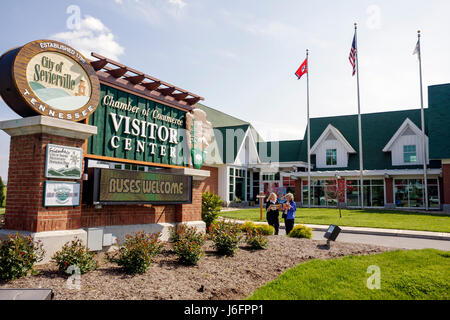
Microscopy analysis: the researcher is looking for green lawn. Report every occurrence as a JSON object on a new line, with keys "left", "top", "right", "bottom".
{"left": 220, "top": 208, "right": 450, "bottom": 233}
{"left": 248, "top": 249, "right": 450, "bottom": 300}
{"left": 0, "top": 208, "right": 4, "bottom": 215}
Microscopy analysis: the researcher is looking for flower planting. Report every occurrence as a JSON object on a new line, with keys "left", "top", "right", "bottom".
{"left": 105, "top": 231, "right": 164, "bottom": 274}
{"left": 245, "top": 229, "right": 269, "bottom": 250}
{"left": 171, "top": 224, "right": 206, "bottom": 265}
{"left": 51, "top": 238, "right": 98, "bottom": 275}
{"left": 210, "top": 220, "right": 243, "bottom": 256}
{"left": 0, "top": 233, "right": 45, "bottom": 281}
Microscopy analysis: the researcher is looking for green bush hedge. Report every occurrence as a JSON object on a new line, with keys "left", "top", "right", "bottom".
{"left": 240, "top": 221, "right": 274, "bottom": 235}
{"left": 105, "top": 231, "right": 163, "bottom": 274}
{"left": 51, "top": 238, "right": 98, "bottom": 275}
{"left": 202, "top": 192, "right": 223, "bottom": 231}
{"left": 170, "top": 224, "right": 206, "bottom": 265}
{"left": 0, "top": 233, "right": 45, "bottom": 281}
{"left": 211, "top": 220, "right": 242, "bottom": 256}
{"left": 288, "top": 225, "right": 313, "bottom": 239}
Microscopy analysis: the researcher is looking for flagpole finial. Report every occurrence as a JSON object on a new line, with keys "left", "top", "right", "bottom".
{"left": 354, "top": 22, "right": 357, "bottom": 28}
{"left": 306, "top": 48, "right": 309, "bottom": 54}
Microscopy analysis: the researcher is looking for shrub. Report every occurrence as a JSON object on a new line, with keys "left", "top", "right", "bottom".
{"left": 288, "top": 225, "right": 313, "bottom": 239}
{"left": 245, "top": 229, "right": 269, "bottom": 250}
{"left": 105, "top": 231, "right": 163, "bottom": 274}
{"left": 210, "top": 220, "right": 242, "bottom": 256}
{"left": 171, "top": 224, "right": 206, "bottom": 265}
{"left": 239, "top": 221, "right": 274, "bottom": 236}
{"left": 169, "top": 223, "right": 188, "bottom": 243}
{"left": 255, "top": 224, "right": 275, "bottom": 236}
{"left": 51, "top": 238, "right": 98, "bottom": 275}
{"left": 0, "top": 233, "right": 45, "bottom": 281}
{"left": 202, "top": 192, "right": 223, "bottom": 231}
{"left": 240, "top": 221, "right": 256, "bottom": 232}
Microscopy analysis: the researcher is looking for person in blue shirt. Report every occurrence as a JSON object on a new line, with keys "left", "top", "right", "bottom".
{"left": 283, "top": 193, "right": 296, "bottom": 236}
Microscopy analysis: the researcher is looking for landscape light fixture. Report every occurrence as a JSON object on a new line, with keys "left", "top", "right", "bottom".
{"left": 323, "top": 224, "right": 342, "bottom": 246}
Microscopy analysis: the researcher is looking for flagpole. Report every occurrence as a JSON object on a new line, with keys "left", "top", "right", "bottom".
{"left": 355, "top": 23, "right": 364, "bottom": 209}
{"left": 417, "top": 30, "right": 428, "bottom": 210}
{"left": 306, "top": 49, "right": 311, "bottom": 208}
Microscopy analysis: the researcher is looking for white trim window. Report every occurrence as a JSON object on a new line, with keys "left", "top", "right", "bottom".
{"left": 345, "top": 179, "right": 385, "bottom": 207}
{"left": 310, "top": 124, "right": 356, "bottom": 168}
{"left": 394, "top": 178, "right": 440, "bottom": 209}
{"left": 403, "top": 145, "right": 417, "bottom": 163}
{"left": 382, "top": 118, "right": 428, "bottom": 166}
{"left": 326, "top": 149, "right": 337, "bottom": 166}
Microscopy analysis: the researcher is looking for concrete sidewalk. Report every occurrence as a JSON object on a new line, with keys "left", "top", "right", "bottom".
{"left": 221, "top": 218, "right": 450, "bottom": 241}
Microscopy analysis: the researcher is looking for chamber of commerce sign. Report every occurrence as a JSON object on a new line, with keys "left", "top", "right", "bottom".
{"left": 89, "top": 168, "right": 192, "bottom": 204}
{"left": 86, "top": 84, "right": 189, "bottom": 167}
{"left": 0, "top": 40, "right": 100, "bottom": 121}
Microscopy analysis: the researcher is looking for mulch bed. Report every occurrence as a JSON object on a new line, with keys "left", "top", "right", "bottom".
{"left": 0, "top": 236, "right": 393, "bottom": 300}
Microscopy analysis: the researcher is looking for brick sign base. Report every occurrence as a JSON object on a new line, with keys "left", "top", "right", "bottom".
{"left": 0, "top": 116, "right": 208, "bottom": 263}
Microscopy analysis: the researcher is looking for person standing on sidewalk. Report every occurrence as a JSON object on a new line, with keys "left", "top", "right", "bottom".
{"left": 265, "top": 193, "right": 280, "bottom": 235}
{"left": 283, "top": 193, "right": 296, "bottom": 236}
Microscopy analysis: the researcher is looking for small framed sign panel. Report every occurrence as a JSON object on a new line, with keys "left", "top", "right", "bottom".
{"left": 44, "top": 181, "right": 81, "bottom": 207}
{"left": 45, "top": 144, "right": 83, "bottom": 179}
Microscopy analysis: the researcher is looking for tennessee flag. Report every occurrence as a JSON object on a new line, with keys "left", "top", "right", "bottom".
{"left": 295, "top": 58, "right": 308, "bottom": 79}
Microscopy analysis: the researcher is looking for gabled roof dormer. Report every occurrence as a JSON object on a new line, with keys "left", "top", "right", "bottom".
{"left": 234, "top": 127, "right": 261, "bottom": 165}
{"left": 382, "top": 118, "right": 429, "bottom": 166}
{"left": 310, "top": 124, "right": 356, "bottom": 168}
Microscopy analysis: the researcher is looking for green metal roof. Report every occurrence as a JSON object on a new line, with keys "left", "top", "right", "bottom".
{"left": 261, "top": 108, "right": 441, "bottom": 170}
{"left": 197, "top": 83, "right": 450, "bottom": 168}
{"left": 428, "top": 83, "right": 450, "bottom": 160}
{"left": 197, "top": 103, "right": 264, "bottom": 164}
{"left": 298, "top": 108, "right": 442, "bottom": 170}
{"left": 257, "top": 140, "right": 303, "bottom": 163}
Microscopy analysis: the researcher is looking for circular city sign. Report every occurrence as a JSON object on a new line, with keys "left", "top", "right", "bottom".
{"left": 0, "top": 40, "right": 100, "bottom": 121}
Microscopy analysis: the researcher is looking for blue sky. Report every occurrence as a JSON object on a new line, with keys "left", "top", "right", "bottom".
{"left": 0, "top": 0, "right": 449, "bottom": 181}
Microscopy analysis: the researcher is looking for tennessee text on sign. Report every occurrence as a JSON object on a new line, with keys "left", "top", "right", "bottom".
{"left": 0, "top": 40, "right": 100, "bottom": 121}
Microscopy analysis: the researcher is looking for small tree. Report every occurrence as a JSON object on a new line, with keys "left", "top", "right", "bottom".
{"left": 0, "top": 177, "right": 5, "bottom": 208}
{"left": 326, "top": 179, "right": 346, "bottom": 218}
{"left": 201, "top": 192, "right": 223, "bottom": 232}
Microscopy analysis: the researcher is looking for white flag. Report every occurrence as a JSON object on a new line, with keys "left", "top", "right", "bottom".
{"left": 413, "top": 40, "right": 420, "bottom": 57}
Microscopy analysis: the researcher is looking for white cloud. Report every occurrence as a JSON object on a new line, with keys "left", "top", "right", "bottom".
{"left": 51, "top": 15, "right": 125, "bottom": 61}
{"left": 168, "top": 0, "right": 186, "bottom": 9}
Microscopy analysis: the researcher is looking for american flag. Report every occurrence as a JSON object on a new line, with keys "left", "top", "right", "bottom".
{"left": 349, "top": 32, "right": 357, "bottom": 76}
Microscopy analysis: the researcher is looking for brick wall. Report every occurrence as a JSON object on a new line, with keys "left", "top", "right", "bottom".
{"left": 197, "top": 165, "right": 218, "bottom": 195}
{"left": 5, "top": 132, "right": 204, "bottom": 232}
{"left": 5, "top": 133, "right": 85, "bottom": 232}
{"left": 385, "top": 178, "right": 394, "bottom": 204}
{"left": 81, "top": 204, "right": 177, "bottom": 227}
